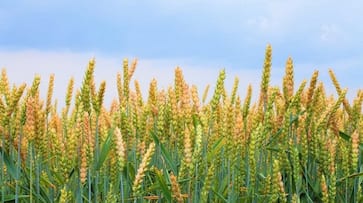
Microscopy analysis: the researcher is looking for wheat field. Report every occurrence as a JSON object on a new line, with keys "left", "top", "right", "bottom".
{"left": 0, "top": 45, "right": 362, "bottom": 202}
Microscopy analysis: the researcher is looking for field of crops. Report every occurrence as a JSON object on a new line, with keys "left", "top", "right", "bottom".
{"left": 0, "top": 45, "right": 362, "bottom": 202}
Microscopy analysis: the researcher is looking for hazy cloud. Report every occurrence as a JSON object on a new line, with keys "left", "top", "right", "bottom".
{"left": 0, "top": 50, "right": 361, "bottom": 108}
{"left": 0, "top": 0, "right": 362, "bottom": 104}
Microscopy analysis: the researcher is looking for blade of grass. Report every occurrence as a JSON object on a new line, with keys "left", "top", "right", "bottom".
{"left": 154, "top": 170, "right": 172, "bottom": 202}
{"left": 95, "top": 130, "right": 113, "bottom": 171}
{"left": 212, "top": 188, "right": 228, "bottom": 202}
{"left": 206, "top": 137, "right": 225, "bottom": 162}
{"left": 337, "top": 172, "right": 363, "bottom": 182}
{"left": 1, "top": 195, "right": 30, "bottom": 202}
{"left": 339, "top": 131, "right": 363, "bottom": 150}
{"left": 0, "top": 146, "right": 18, "bottom": 179}
{"left": 151, "top": 131, "right": 177, "bottom": 174}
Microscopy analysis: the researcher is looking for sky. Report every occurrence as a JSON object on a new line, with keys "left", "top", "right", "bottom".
{"left": 0, "top": 0, "right": 362, "bottom": 106}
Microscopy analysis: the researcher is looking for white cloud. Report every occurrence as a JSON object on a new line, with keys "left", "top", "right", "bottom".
{"left": 320, "top": 24, "right": 341, "bottom": 42}
{"left": 247, "top": 16, "right": 270, "bottom": 30}
{"left": 0, "top": 50, "right": 266, "bottom": 108}
{"left": 1, "top": 49, "right": 361, "bottom": 109}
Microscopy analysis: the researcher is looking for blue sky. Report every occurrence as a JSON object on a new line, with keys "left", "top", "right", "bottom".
{"left": 0, "top": 1, "right": 362, "bottom": 105}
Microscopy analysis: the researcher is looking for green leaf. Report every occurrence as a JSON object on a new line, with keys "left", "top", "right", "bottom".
{"left": 0, "top": 147, "right": 18, "bottom": 179}
{"left": 338, "top": 172, "right": 363, "bottom": 182}
{"left": 127, "top": 162, "right": 136, "bottom": 185}
{"left": 151, "top": 131, "right": 177, "bottom": 174}
{"left": 155, "top": 170, "right": 172, "bottom": 202}
{"left": 0, "top": 195, "right": 29, "bottom": 202}
{"left": 20, "top": 165, "right": 52, "bottom": 203}
{"left": 339, "top": 131, "right": 351, "bottom": 141}
{"left": 266, "top": 147, "right": 280, "bottom": 152}
{"left": 212, "top": 188, "right": 228, "bottom": 202}
{"left": 206, "top": 137, "right": 225, "bottom": 162}
{"left": 339, "top": 131, "right": 363, "bottom": 150}
{"left": 217, "top": 174, "right": 229, "bottom": 197}
{"left": 95, "top": 130, "right": 113, "bottom": 171}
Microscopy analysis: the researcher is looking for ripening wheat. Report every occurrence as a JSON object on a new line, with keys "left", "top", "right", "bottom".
{"left": 0, "top": 45, "right": 362, "bottom": 203}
